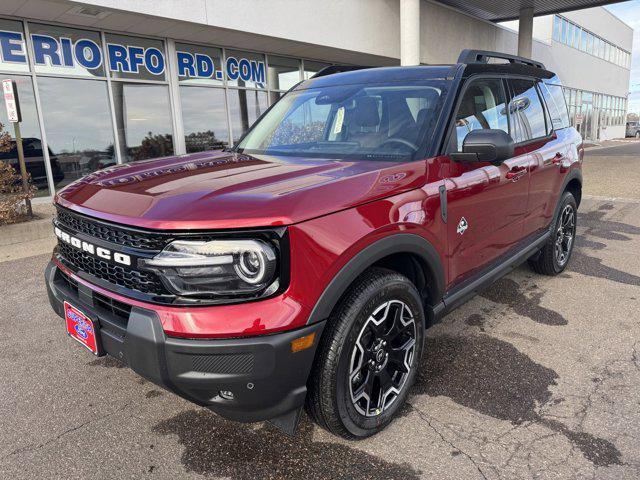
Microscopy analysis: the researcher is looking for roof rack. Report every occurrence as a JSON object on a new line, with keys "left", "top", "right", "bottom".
{"left": 457, "top": 49, "right": 545, "bottom": 69}
{"left": 311, "top": 65, "right": 373, "bottom": 78}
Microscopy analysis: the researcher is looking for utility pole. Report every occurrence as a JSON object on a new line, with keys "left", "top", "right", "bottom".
{"left": 2, "top": 79, "right": 32, "bottom": 218}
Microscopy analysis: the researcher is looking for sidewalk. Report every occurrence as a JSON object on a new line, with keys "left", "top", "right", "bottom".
{"left": 0, "top": 203, "right": 56, "bottom": 262}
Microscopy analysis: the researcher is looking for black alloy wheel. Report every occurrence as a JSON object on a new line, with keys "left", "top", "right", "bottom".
{"left": 348, "top": 300, "right": 416, "bottom": 417}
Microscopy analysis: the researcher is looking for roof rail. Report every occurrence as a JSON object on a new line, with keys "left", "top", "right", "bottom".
{"left": 457, "top": 49, "right": 545, "bottom": 69}
{"left": 311, "top": 65, "right": 373, "bottom": 78}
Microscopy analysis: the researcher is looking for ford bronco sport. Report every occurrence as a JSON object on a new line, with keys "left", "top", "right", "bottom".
{"left": 45, "top": 50, "right": 582, "bottom": 439}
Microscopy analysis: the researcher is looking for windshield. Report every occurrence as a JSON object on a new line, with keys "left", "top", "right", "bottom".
{"left": 236, "top": 80, "right": 447, "bottom": 161}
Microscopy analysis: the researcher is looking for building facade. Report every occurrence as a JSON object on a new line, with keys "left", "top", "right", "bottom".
{"left": 0, "top": 0, "right": 632, "bottom": 200}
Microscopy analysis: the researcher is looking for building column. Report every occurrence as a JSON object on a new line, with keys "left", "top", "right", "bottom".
{"left": 400, "top": 0, "right": 420, "bottom": 66}
{"left": 517, "top": 7, "right": 534, "bottom": 58}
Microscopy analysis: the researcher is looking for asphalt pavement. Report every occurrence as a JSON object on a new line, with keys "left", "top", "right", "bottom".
{"left": 1, "top": 143, "right": 640, "bottom": 479}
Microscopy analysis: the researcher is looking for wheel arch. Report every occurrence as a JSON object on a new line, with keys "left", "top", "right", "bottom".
{"left": 564, "top": 174, "right": 582, "bottom": 208}
{"left": 306, "top": 234, "right": 446, "bottom": 326}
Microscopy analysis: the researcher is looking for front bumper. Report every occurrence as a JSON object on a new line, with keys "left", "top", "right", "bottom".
{"left": 45, "top": 260, "right": 325, "bottom": 423}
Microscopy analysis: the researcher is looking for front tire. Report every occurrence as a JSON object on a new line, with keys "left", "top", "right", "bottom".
{"left": 529, "top": 191, "right": 577, "bottom": 275}
{"left": 306, "top": 268, "right": 425, "bottom": 439}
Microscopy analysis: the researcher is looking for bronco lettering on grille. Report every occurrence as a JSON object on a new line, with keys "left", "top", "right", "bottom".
{"left": 54, "top": 227, "right": 132, "bottom": 266}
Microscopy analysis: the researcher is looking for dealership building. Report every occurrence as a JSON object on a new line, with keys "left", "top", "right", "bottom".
{"left": 0, "top": 0, "right": 633, "bottom": 200}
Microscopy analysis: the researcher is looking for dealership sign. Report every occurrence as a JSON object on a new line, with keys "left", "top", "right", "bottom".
{"left": 0, "top": 30, "right": 266, "bottom": 85}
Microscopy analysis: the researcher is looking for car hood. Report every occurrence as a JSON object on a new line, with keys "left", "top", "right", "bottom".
{"left": 55, "top": 150, "right": 427, "bottom": 230}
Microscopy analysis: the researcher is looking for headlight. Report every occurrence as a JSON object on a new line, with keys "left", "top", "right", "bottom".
{"left": 140, "top": 239, "right": 278, "bottom": 298}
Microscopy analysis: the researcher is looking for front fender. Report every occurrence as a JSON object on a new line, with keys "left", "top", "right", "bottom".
{"left": 305, "top": 233, "right": 445, "bottom": 325}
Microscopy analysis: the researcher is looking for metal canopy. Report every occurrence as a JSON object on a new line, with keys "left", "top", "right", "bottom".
{"left": 434, "top": 0, "right": 626, "bottom": 22}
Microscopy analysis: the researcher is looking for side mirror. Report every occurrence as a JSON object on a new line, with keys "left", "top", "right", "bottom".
{"left": 451, "top": 129, "right": 515, "bottom": 165}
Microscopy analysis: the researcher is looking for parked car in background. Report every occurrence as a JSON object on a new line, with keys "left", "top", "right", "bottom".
{"left": 626, "top": 121, "right": 640, "bottom": 138}
{"left": 45, "top": 50, "right": 583, "bottom": 439}
{"left": 0, "top": 137, "right": 65, "bottom": 189}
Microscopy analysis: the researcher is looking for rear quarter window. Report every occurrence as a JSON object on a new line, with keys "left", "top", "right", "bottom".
{"left": 540, "top": 83, "right": 570, "bottom": 130}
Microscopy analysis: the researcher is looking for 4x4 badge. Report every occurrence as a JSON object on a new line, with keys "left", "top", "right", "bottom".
{"left": 457, "top": 217, "right": 468, "bottom": 235}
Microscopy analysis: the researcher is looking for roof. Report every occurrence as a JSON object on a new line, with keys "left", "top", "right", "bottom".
{"left": 300, "top": 50, "right": 556, "bottom": 89}
{"left": 435, "top": 0, "right": 626, "bottom": 22}
{"left": 296, "top": 65, "right": 457, "bottom": 89}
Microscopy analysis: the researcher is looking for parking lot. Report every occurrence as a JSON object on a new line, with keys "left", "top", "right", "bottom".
{"left": 1, "top": 143, "right": 639, "bottom": 479}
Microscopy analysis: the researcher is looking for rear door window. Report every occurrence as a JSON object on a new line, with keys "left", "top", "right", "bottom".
{"left": 507, "top": 79, "right": 548, "bottom": 143}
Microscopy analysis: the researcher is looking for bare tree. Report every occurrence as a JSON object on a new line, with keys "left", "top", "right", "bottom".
{"left": 0, "top": 121, "right": 36, "bottom": 224}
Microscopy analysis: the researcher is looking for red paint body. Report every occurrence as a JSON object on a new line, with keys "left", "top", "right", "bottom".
{"left": 54, "top": 125, "right": 582, "bottom": 338}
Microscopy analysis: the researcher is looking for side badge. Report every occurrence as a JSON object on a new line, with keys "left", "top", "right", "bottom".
{"left": 457, "top": 217, "right": 468, "bottom": 235}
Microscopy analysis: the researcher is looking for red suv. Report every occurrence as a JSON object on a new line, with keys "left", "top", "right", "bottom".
{"left": 45, "top": 50, "right": 582, "bottom": 439}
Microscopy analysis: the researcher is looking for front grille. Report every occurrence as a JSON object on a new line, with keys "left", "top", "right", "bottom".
{"left": 94, "top": 291, "right": 132, "bottom": 323}
{"left": 55, "top": 206, "right": 170, "bottom": 297}
{"left": 54, "top": 268, "right": 131, "bottom": 341}
{"left": 57, "top": 242, "right": 164, "bottom": 295}
{"left": 56, "top": 207, "right": 169, "bottom": 250}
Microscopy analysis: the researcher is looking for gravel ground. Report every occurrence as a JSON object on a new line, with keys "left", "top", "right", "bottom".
{"left": 1, "top": 149, "right": 639, "bottom": 479}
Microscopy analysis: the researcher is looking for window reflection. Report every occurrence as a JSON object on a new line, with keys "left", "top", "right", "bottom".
{"left": 0, "top": 75, "right": 51, "bottom": 196}
{"left": 37, "top": 77, "right": 115, "bottom": 188}
{"left": 267, "top": 56, "right": 301, "bottom": 91}
{"left": 508, "top": 79, "right": 547, "bottom": 142}
{"left": 112, "top": 82, "right": 174, "bottom": 161}
{"left": 180, "top": 86, "right": 229, "bottom": 152}
{"left": 227, "top": 89, "right": 267, "bottom": 144}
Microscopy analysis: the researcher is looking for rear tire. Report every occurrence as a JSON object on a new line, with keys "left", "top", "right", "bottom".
{"left": 306, "top": 267, "right": 425, "bottom": 439}
{"left": 529, "top": 191, "right": 577, "bottom": 276}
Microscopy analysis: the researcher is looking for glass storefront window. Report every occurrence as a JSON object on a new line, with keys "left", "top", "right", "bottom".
{"left": 227, "top": 89, "right": 267, "bottom": 143}
{"left": 37, "top": 77, "right": 116, "bottom": 188}
{"left": 303, "top": 60, "right": 331, "bottom": 80}
{"left": 225, "top": 50, "right": 266, "bottom": 89}
{"left": 267, "top": 56, "right": 301, "bottom": 92}
{"left": 112, "top": 82, "right": 174, "bottom": 161}
{"left": 0, "top": 75, "right": 50, "bottom": 196}
{"left": 0, "top": 19, "right": 30, "bottom": 73}
{"left": 176, "top": 43, "right": 223, "bottom": 86}
{"left": 106, "top": 34, "right": 166, "bottom": 81}
{"left": 29, "top": 24, "right": 104, "bottom": 78}
{"left": 180, "top": 85, "right": 229, "bottom": 152}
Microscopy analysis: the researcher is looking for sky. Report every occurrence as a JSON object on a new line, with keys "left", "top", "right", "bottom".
{"left": 606, "top": 1, "right": 640, "bottom": 114}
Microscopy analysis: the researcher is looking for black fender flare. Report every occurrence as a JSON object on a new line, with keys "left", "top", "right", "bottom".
{"left": 553, "top": 168, "right": 583, "bottom": 222}
{"left": 306, "top": 233, "right": 446, "bottom": 325}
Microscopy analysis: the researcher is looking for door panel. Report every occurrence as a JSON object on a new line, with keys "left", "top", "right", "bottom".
{"left": 524, "top": 132, "right": 569, "bottom": 234}
{"left": 445, "top": 153, "right": 530, "bottom": 286}
{"left": 443, "top": 77, "right": 530, "bottom": 287}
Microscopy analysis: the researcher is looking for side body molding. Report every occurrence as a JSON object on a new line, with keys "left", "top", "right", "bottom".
{"left": 306, "top": 233, "right": 446, "bottom": 325}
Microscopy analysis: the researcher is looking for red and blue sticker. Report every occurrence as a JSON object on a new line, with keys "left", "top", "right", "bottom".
{"left": 64, "top": 301, "right": 99, "bottom": 355}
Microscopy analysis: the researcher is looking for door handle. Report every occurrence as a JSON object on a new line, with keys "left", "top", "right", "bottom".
{"left": 506, "top": 166, "right": 527, "bottom": 181}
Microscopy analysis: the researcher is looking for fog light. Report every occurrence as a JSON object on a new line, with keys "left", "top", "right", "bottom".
{"left": 219, "top": 390, "right": 234, "bottom": 400}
